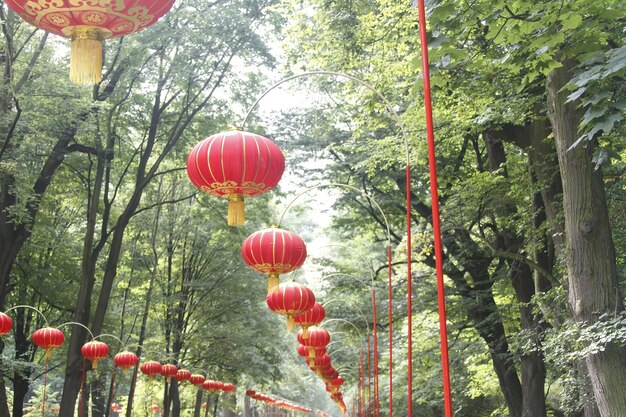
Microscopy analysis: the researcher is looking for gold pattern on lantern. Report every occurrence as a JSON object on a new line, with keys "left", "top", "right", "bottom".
{"left": 247, "top": 263, "right": 294, "bottom": 274}
{"left": 81, "top": 11, "right": 106, "bottom": 24}
{"left": 45, "top": 13, "right": 70, "bottom": 26}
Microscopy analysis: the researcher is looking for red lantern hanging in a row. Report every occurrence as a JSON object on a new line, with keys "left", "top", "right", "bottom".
{"left": 189, "top": 374, "right": 206, "bottom": 387}
{"left": 266, "top": 282, "right": 315, "bottom": 331}
{"left": 294, "top": 302, "right": 325, "bottom": 339}
{"left": 242, "top": 227, "right": 307, "bottom": 291}
{"left": 32, "top": 327, "right": 65, "bottom": 358}
{"left": 160, "top": 364, "right": 178, "bottom": 382}
{"left": 140, "top": 360, "right": 162, "bottom": 381}
{"left": 81, "top": 340, "right": 109, "bottom": 369}
{"left": 174, "top": 369, "right": 192, "bottom": 383}
{"left": 187, "top": 131, "right": 285, "bottom": 226}
{"left": 114, "top": 351, "right": 139, "bottom": 373}
{"left": 0, "top": 312, "right": 12, "bottom": 335}
{"left": 299, "top": 326, "right": 330, "bottom": 358}
{"left": 3, "top": 0, "right": 176, "bottom": 85}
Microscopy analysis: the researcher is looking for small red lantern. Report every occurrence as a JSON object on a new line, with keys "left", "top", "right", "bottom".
{"left": 246, "top": 389, "right": 256, "bottom": 396}
{"left": 189, "top": 374, "right": 206, "bottom": 387}
{"left": 160, "top": 364, "right": 178, "bottom": 381}
{"left": 0, "top": 312, "right": 12, "bottom": 335}
{"left": 3, "top": 0, "right": 176, "bottom": 84}
{"left": 296, "top": 344, "right": 309, "bottom": 358}
{"left": 301, "top": 326, "right": 330, "bottom": 358}
{"left": 111, "top": 404, "right": 120, "bottom": 412}
{"left": 32, "top": 327, "right": 65, "bottom": 358}
{"left": 140, "top": 361, "right": 162, "bottom": 381}
{"left": 241, "top": 227, "right": 307, "bottom": 291}
{"left": 202, "top": 380, "right": 217, "bottom": 391}
{"left": 114, "top": 351, "right": 139, "bottom": 373}
{"left": 266, "top": 282, "right": 315, "bottom": 330}
{"left": 81, "top": 340, "right": 109, "bottom": 369}
{"left": 294, "top": 302, "right": 325, "bottom": 339}
{"left": 223, "top": 383, "right": 235, "bottom": 392}
{"left": 187, "top": 131, "right": 285, "bottom": 226}
{"left": 174, "top": 369, "right": 192, "bottom": 383}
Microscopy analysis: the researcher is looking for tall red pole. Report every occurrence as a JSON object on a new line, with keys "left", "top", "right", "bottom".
{"left": 371, "top": 288, "right": 380, "bottom": 417}
{"left": 415, "top": 0, "right": 453, "bottom": 415}
{"left": 367, "top": 332, "right": 371, "bottom": 417}
{"left": 387, "top": 244, "right": 393, "bottom": 417}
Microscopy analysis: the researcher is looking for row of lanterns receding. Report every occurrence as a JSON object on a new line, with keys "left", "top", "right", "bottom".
{"left": 187, "top": 130, "right": 348, "bottom": 414}
{"left": 0, "top": 312, "right": 234, "bottom": 390}
{"left": 245, "top": 390, "right": 312, "bottom": 414}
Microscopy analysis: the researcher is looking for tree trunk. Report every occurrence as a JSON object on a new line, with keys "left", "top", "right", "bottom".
{"left": 547, "top": 63, "right": 626, "bottom": 417}
{"left": 60, "top": 140, "right": 106, "bottom": 417}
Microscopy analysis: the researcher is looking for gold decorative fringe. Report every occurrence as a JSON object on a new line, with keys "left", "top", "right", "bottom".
{"left": 92, "top": 359, "right": 98, "bottom": 370}
{"left": 227, "top": 194, "right": 245, "bottom": 226}
{"left": 287, "top": 316, "right": 295, "bottom": 331}
{"left": 308, "top": 348, "right": 315, "bottom": 359}
{"left": 70, "top": 33, "right": 103, "bottom": 85}
{"left": 267, "top": 273, "right": 280, "bottom": 292}
{"left": 302, "top": 327, "right": 309, "bottom": 339}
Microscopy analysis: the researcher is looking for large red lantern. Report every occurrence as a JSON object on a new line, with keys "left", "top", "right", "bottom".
{"left": 160, "top": 364, "right": 178, "bottom": 381}
{"left": 140, "top": 360, "right": 162, "bottom": 381}
{"left": 242, "top": 227, "right": 307, "bottom": 291}
{"left": 81, "top": 340, "right": 109, "bottom": 369}
{"left": 187, "top": 131, "right": 285, "bottom": 226}
{"left": 114, "top": 351, "right": 139, "bottom": 373}
{"left": 32, "top": 327, "right": 65, "bottom": 357}
{"left": 0, "top": 313, "right": 12, "bottom": 335}
{"left": 301, "top": 326, "right": 330, "bottom": 358}
{"left": 3, "top": 0, "right": 176, "bottom": 85}
{"left": 266, "top": 282, "right": 315, "bottom": 330}
{"left": 294, "top": 302, "right": 325, "bottom": 339}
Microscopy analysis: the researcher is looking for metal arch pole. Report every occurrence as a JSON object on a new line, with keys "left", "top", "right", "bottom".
{"left": 415, "top": 1, "right": 452, "bottom": 415}
{"left": 241, "top": 71, "right": 414, "bottom": 417}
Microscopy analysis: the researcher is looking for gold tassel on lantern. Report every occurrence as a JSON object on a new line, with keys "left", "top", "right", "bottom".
{"left": 227, "top": 194, "right": 245, "bottom": 226}
{"left": 287, "top": 316, "right": 295, "bottom": 331}
{"left": 92, "top": 360, "right": 99, "bottom": 370}
{"left": 267, "top": 273, "right": 280, "bottom": 292}
{"left": 70, "top": 28, "right": 104, "bottom": 85}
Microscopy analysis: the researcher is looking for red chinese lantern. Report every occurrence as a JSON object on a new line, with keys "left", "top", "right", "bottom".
{"left": 222, "top": 383, "right": 235, "bottom": 392}
{"left": 189, "top": 374, "right": 206, "bottom": 387}
{"left": 301, "top": 326, "right": 330, "bottom": 358}
{"left": 331, "top": 376, "right": 344, "bottom": 387}
{"left": 160, "top": 364, "right": 178, "bottom": 381}
{"left": 81, "top": 340, "right": 109, "bottom": 369}
{"left": 140, "top": 360, "right": 162, "bottom": 381}
{"left": 246, "top": 389, "right": 256, "bottom": 396}
{"left": 241, "top": 227, "right": 307, "bottom": 291}
{"left": 296, "top": 344, "right": 309, "bottom": 358}
{"left": 187, "top": 131, "right": 285, "bottom": 226}
{"left": 114, "top": 351, "right": 139, "bottom": 373}
{"left": 174, "top": 369, "right": 192, "bottom": 382}
{"left": 111, "top": 404, "right": 120, "bottom": 412}
{"left": 32, "top": 327, "right": 65, "bottom": 358}
{"left": 202, "top": 380, "right": 217, "bottom": 391}
{"left": 266, "top": 282, "right": 315, "bottom": 330}
{"left": 306, "top": 353, "right": 330, "bottom": 370}
{"left": 294, "top": 302, "right": 325, "bottom": 339}
{"left": 3, "top": 0, "right": 175, "bottom": 85}
{"left": 0, "top": 312, "right": 12, "bottom": 335}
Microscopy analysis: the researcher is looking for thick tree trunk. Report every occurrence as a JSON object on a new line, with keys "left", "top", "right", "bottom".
{"left": 547, "top": 63, "right": 626, "bottom": 417}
